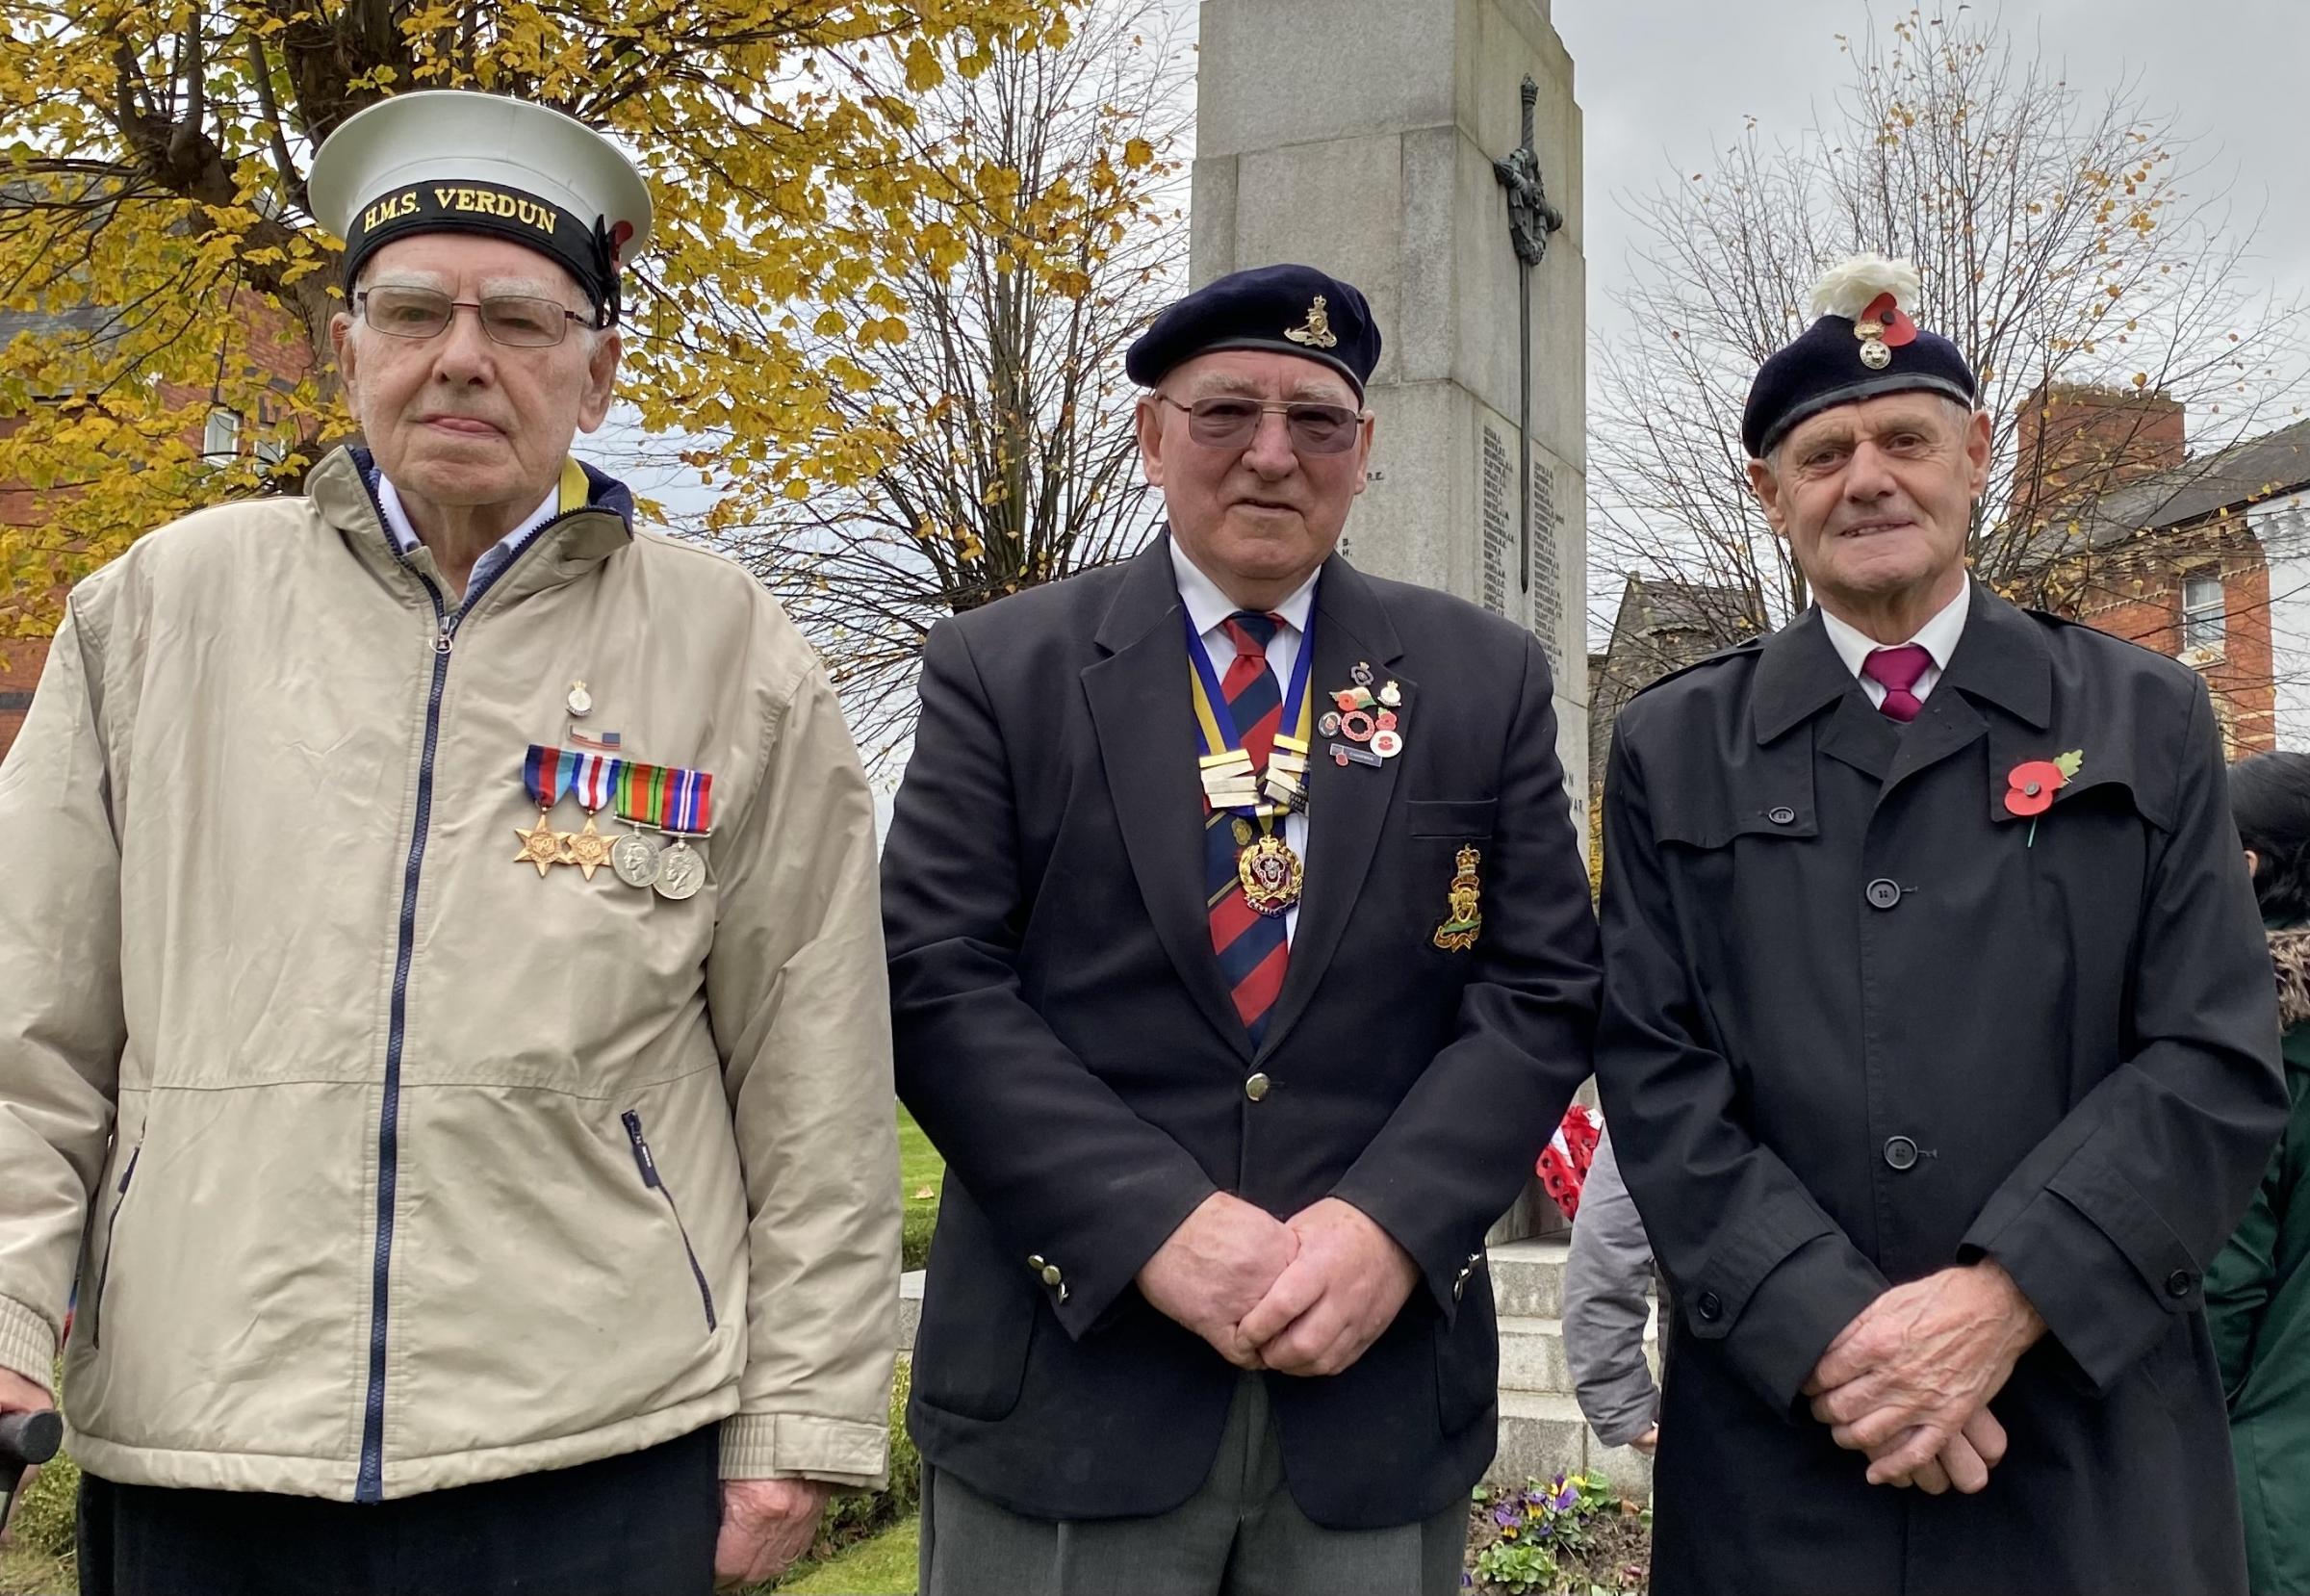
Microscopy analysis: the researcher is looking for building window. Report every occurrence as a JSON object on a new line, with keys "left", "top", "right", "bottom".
{"left": 253, "top": 432, "right": 287, "bottom": 467}
{"left": 202, "top": 406, "right": 241, "bottom": 461}
{"left": 2181, "top": 573, "right": 2225, "bottom": 657}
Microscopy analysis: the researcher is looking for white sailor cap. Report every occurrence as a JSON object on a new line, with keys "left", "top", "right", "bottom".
{"left": 308, "top": 90, "right": 653, "bottom": 326}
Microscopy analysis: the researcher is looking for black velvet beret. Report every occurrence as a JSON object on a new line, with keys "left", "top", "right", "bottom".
{"left": 1742, "top": 313, "right": 1977, "bottom": 458}
{"left": 1126, "top": 264, "right": 1380, "bottom": 397}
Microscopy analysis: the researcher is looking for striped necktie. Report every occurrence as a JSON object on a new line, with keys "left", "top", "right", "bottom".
{"left": 1204, "top": 611, "right": 1290, "bottom": 1043}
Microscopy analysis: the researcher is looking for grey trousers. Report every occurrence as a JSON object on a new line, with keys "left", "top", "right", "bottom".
{"left": 919, "top": 1376, "right": 1468, "bottom": 1596}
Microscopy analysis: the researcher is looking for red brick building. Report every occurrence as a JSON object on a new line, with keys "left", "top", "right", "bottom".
{"left": 0, "top": 297, "right": 315, "bottom": 761}
{"left": 2019, "top": 384, "right": 2298, "bottom": 758}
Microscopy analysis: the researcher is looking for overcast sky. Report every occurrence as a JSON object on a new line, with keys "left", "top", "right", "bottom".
{"left": 1553, "top": 0, "right": 2309, "bottom": 342}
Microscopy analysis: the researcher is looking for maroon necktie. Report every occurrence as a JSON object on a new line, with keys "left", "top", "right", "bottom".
{"left": 1861, "top": 644, "right": 1934, "bottom": 724}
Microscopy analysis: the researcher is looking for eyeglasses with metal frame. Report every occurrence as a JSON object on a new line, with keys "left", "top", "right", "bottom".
{"left": 1154, "top": 394, "right": 1367, "bottom": 454}
{"left": 355, "top": 285, "right": 599, "bottom": 348}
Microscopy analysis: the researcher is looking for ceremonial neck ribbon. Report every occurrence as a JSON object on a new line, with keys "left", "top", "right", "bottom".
{"left": 1184, "top": 606, "right": 1316, "bottom": 820}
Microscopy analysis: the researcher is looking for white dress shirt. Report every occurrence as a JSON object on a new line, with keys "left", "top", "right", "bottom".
{"left": 375, "top": 473, "right": 560, "bottom": 606}
{"left": 1819, "top": 580, "right": 1971, "bottom": 710}
{"left": 1169, "top": 540, "right": 1319, "bottom": 946}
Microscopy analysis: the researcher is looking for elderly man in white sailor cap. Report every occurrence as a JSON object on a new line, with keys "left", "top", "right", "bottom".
{"left": 0, "top": 90, "right": 900, "bottom": 1595}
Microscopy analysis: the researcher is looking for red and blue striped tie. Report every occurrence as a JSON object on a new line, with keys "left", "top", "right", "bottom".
{"left": 1205, "top": 612, "right": 1290, "bottom": 1043}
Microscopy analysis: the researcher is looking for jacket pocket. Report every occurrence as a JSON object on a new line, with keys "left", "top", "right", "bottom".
{"left": 1433, "top": 1274, "right": 1499, "bottom": 1433}
{"left": 1406, "top": 798, "right": 1497, "bottom": 838}
{"left": 621, "top": 1111, "right": 718, "bottom": 1334}
{"left": 90, "top": 1141, "right": 142, "bottom": 1351}
{"left": 911, "top": 1188, "right": 1038, "bottom": 1423}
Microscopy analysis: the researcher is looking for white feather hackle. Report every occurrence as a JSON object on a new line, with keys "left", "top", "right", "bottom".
{"left": 1808, "top": 254, "right": 1922, "bottom": 322}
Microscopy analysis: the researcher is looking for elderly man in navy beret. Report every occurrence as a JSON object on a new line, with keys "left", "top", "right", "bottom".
{"left": 1595, "top": 254, "right": 2286, "bottom": 1595}
{"left": 882, "top": 264, "right": 1600, "bottom": 1595}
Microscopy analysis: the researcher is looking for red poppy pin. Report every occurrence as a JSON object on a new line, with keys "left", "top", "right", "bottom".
{"left": 1860, "top": 292, "right": 1919, "bottom": 348}
{"left": 2006, "top": 750, "right": 2083, "bottom": 845}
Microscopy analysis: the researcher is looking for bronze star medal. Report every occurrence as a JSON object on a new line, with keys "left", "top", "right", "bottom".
{"left": 565, "top": 814, "right": 615, "bottom": 882}
{"left": 514, "top": 809, "right": 571, "bottom": 876}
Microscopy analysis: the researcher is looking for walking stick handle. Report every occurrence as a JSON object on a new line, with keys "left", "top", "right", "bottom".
{"left": 0, "top": 1409, "right": 61, "bottom": 1470}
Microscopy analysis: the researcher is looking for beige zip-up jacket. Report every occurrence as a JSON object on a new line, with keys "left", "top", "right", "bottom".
{"left": 0, "top": 447, "right": 900, "bottom": 1501}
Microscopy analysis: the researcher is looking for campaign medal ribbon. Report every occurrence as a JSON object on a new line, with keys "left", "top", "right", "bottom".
{"left": 609, "top": 761, "right": 667, "bottom": 889}
{"left": 564, "top": 751, "right": 621, "bottom": 882}
{"left": 649, "top": 763, "right": 715, "bottom": 901}
{"left": 516, "top": 745, "right": 579, "bottom": 876}
{"left": 1186, "top": 610, "right": 1316, "bottom": 917}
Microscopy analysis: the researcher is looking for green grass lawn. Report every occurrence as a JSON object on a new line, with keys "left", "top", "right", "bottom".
{"left": 898, "top": 1106, "right": 941, "bottom": 1207}
{"left": 898, "top": 1106, "right": 942, "bottom": 1273}
{"left": 776, "top": 1513, "right": 918, "bottom": 1595}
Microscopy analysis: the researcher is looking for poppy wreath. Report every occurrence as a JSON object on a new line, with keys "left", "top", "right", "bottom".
{"left": 1537, "top": 1102, "right": 1603, "bottom": 1221}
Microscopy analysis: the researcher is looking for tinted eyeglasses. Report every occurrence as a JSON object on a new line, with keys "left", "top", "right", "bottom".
{"left": 1155, "top": 394, "right": 1366, "bottom": 454}
{"left": 355, "top": 285, "right": 597, "bottom": 348}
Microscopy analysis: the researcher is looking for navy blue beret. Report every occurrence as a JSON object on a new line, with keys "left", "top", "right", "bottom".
{"left": 1742, "top": 314, "right": 1976, "bottom": 459}
{"left": 1126, "top": 264, "right": 1380, "bottom": 398}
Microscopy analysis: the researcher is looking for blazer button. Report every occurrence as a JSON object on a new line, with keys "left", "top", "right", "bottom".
{"left": 1027, "top": 1255, "right": 1046, "bottom": 1272}
{"left": 1697, "top": 1290, "right": 1724, "bottom": 1323}
{"left": 1865, "top": 878, "right": 1903, "bottom": 911}
{"left": 1883, "top": 1136, "right": 1919, "bottom": 1171}
{"left": 1768, "top": 806, "right": 1798, "bottom": 826}
{"left": 2167, "top": 1270, "right": 2194, "bottom": 1300}
{"left": 1040, "top": 1264, "right": 1065, "bottom": 1287}
{"left": 1245, "top": 1072, "right": 1271, "bottom": 1102}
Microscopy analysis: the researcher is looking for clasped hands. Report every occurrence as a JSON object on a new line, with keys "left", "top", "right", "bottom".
{"left": 1800, "top": 1259, "right": 2044, "bottom": 1498}
{"left": 1137, "top": 1193, "right": 1419, "bottom": 1377}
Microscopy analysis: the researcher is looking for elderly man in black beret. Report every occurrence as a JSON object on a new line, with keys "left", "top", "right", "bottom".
{"left": 1595, "top": 254, "right": 2288, "bottom": 1595}
{"left": 882, "top": 263, "right": 1601, "bottom": 1595}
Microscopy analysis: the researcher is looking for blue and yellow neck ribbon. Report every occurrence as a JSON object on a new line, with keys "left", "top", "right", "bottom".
{"left": 1184, "top": 607, "right": 1317, "bottom": 821}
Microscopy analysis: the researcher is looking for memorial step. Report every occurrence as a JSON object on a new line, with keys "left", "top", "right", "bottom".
{"left": 1495, "top": 1391, "right": 1655, "bottom": 1502}
{"left": 1487, "top": 1235, "right": 1573, "bottom": 1319}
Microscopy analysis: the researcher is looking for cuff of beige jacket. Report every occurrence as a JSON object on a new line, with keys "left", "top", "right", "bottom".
{"left": 0, "top": 1296, "right": 56, "bottom": 1390}
{"left": 718, "top": 1412, "right": 888, "bottom": 1489}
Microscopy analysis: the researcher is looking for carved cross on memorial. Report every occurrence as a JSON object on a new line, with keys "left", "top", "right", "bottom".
{"left": 1492, "top": 75, "right": 1564, "bottom": 595}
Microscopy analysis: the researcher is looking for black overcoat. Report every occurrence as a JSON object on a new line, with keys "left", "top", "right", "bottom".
{"left": 882, "top": 538, "right": 1600, "bottom": 1529}
{"left": 1596, "top": 584, "right": 2288, "bottom": 1596}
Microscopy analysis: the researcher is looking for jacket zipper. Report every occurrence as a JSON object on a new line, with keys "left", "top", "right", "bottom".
{"left": 354, "top": 495, "right": 571, "bottom": 1503}
{"left": 622, "top": 1111, "right": 719, "bottom": 1333}
{"left": 90, "top": 1141, "right": 141, "bottom": 1351}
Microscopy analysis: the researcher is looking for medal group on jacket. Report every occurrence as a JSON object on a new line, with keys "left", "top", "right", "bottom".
{"left": 515, "top": 680, "right": 713, "bottom": 900}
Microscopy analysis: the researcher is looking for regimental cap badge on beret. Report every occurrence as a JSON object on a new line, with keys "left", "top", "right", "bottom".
{"left": 1810, "top": 254, "right": 1922, "bottom": 372}
{"left": 1284, "top": 296, "right": 1339, "bottom": 350}
{"left": 1124, "top": 264, "right": 1380, "bottom": 397}
{"left": 1739, "top": 251, "right": 1979, "bottom": 459}
{"left": 309, "top": 90, "right": 654, "bottom": 326}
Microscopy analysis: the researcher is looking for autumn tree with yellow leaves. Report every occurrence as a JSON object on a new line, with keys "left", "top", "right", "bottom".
{"left": 0, "top": 0, "right": 1116, "bottom": 637}
{"left": 714, "top": 0, "right": 1189, "bottom": 766}
{"left": 1588, "top": 8, "right": 2307, "bottom": 640}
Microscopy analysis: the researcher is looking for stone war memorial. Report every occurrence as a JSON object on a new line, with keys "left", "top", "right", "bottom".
{"left": 1196, "top": 0, "right": 1642, "bottom": 1496}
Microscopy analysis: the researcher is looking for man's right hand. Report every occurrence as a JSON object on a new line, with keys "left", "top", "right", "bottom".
{"left": 0, "top": 1369, "right": 49, "bottom": 1417}
{"left": 1876, "top": 1404, "right": 2008, "bottom": 1496}
{"left": 1136, "top": 1193, "right": 1297, "bottom": 1368}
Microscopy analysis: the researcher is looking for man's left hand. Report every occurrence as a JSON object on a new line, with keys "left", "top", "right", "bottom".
{"left": 1236, "top": 1198, "right": 1420, "bottom": 1377}
{"left": 1803, "top": 1260, "right": 2044, "bottom": 1485}
{"left": 715, "top": 1478, "right": 833, "bottom": 1591}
